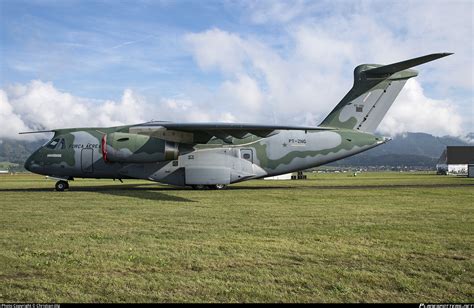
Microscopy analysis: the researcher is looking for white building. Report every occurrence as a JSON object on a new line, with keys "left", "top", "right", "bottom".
{"left": 436, "top": 146, "right": 474, "bottom": 175}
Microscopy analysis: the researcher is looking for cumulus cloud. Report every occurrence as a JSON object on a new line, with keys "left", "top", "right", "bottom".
{"left": 182, "top": 1, "right": 471, "bottom": 137}
{"left": 378, "top": 79, "right": 463, "bottom": 136}
{"left": 185, "top": 28, "right": 246, "bottom": 74}
{"left": 219, "top": 74, "right": 264, "bottom": 112}
{"left": 2, "top": 1, "right": 471, "bottom": 140}
{"left": 184, "top": 27, "right": 466, "bottom": 137}
{"left": 0, "top": 80, "right": 242, "bottom": 140}
{"left": 184, "top": 28, "right": 344, "bottom": 125}
{"left": 1, "top": 81, "right": 150, "bottom": 140}
{"left": 0, "top": 90, "right": 30, "bottom": 138}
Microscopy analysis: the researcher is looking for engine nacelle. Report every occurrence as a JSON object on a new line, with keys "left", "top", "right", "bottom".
{"left": 102, "top": 132, "right": 178, "bottom": 163}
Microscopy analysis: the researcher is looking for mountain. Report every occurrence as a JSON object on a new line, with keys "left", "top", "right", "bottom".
{"left": 330, "top": 132, "right": 473, "bottom": 168}
{"left": 0, "top": 139, "right": 46, "bottom": 165}
{"left": 465, "top": 132, "right": 474, "bottom": 143}
{"left": 1, "top": 132, "right": 472, "bottom": 170}
{"left": 366, "top": 132, "right": 469, "bottom": 157}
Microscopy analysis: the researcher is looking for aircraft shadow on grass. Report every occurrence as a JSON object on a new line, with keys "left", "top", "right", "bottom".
{"left": 0, "top": 182, "right": 300, "bottom": 203}
{"left": 1, "top": 182, "right": 471, "bottom": 203}
{"left": 0, "top": 183, "right": 195, "bottom": 203}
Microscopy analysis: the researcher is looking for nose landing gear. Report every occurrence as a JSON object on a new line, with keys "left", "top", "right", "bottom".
{"left": 55, "top": 180, "right": 69, "bottom": 191}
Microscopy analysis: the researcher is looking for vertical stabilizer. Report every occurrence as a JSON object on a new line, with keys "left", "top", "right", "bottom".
{"left": 319, "top": 53, "right": 452, "bottom": 133}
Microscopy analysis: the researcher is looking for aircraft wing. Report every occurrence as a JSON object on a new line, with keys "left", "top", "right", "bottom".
{"left": 130, "top": 122, "right": 334, "bottom": 144}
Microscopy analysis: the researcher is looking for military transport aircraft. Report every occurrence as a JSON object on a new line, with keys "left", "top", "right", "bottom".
{"left": 22, "top": 53, "right": 451, "bottom": 191}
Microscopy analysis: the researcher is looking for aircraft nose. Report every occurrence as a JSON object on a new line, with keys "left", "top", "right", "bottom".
{"left": 24, "top": 152, "right": 41, "bottom": 173}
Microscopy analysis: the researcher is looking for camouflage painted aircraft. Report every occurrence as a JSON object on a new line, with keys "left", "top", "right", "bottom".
{"left": 22, "top": 53, "right": 451, "bottom": 191}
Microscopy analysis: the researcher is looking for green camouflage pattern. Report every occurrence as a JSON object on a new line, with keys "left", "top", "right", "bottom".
{"left": 24, "top": 123, "right": 386, "bottom": 184}
{"left": 23, "top": 53, "right": 452, "bottom": 187}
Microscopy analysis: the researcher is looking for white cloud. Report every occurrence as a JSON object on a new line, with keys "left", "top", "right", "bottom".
{"left": 159, "top": 98, "right": 211, "bottom": 122}
{"left": 241, "top": 0, "right": 319, "bottom": 25}
{"left": 185, "top": 28, "right": 246, "bottom": 74}
{"left": 378, "top": 79, "right": 464, "bottom": 137}
{"left": 182, "top": 1, "right": 472, "bottom": 136}
{"left": 0, "top": 80, "right": 244, "bottom": 140}
{"left": 96, "top": 89, "right": 147, "bottom": 126}
{"left": 1, "top": 81, "right": 151, "bottom": 140}
{"left": 0, "top": 90, "right": 31, "bottom": 139}
{"left": 2, "top": 1, "right": 471, "bottom": 140}
{"left": 219, "top": 74, "right": 264, "bottom": 112}
{"left": 218, "top": 112, "right": 237, "bottom": 123}
{"left": 163, "top": 98, "right": 193, "bottom": 111}
{"left": 184, "top": 28, "right": 342, "bottom": 125}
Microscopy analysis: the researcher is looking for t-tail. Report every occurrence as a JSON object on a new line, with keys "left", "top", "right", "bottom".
{"left": 319, "top": 53, "right": 452, "bottom": 133}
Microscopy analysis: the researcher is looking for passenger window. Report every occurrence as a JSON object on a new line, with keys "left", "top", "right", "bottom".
{"left": 46, "top": 138, "right": 60, "bottom": 149}
{"left": 243, "top": 153, "right": 251, "bottom": 160}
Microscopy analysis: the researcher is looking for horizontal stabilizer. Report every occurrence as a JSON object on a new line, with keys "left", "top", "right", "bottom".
{"left": 364, "top": 53, "right": 453, "bottom": 78}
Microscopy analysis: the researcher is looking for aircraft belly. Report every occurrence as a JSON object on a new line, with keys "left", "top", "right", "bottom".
{"left": 186, "top": 166, "right": 231, "bottom": 185}
{"left": 144, "top": 148, "right": 268, "bottom": 186}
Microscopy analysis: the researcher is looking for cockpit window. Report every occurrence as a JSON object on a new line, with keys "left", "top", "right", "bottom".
{"left": 46, "top": 138, "right": 66, "bottom": 150}
{"left": 59, "top": 138, "right": 66, "bottom": 149}
{"left": 46, "top": 138, "right": 60, "bottom": 149}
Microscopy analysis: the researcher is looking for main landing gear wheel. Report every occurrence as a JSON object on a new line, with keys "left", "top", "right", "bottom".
{"left": 208, "top": 184, "right": 227, "bottom": 190}
{"left": 191, "top": 185, "right": 206, "bottom": 190}
{"left": 55, "top": 180, "right": 69, "bottom": 192}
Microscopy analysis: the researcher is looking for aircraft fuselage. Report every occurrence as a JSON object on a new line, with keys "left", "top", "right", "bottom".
{"left": 25, "top": 126, "right": 385, "bottom": 187}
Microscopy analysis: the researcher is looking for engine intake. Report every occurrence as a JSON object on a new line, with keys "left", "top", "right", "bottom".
{"left": 102, "top": 132, "right": 178, "bottom": 163}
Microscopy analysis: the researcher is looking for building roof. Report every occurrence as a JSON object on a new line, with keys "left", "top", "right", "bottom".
{"left": 437, "top": 146, "right": 474, "bottom": 164}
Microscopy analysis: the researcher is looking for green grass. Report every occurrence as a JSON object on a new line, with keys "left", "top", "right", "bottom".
{"left": 0, "top": 172, "right": 473, "bottom": 302}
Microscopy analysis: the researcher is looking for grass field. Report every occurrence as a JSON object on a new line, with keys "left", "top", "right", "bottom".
{"left": 0, "top": 172, "right": 473, "bottom": 303}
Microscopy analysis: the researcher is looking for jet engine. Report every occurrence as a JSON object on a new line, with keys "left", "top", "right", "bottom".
{"left": 102, "top": 132, "right": 178, "bottom": 163}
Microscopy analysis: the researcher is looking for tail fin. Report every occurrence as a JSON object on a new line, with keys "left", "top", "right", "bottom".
{"left": 319, "top": 53, "right": 452, "bottom": 133}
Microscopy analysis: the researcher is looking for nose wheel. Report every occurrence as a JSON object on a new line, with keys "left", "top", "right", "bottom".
{"left": 55, "top": 180, "right": 69, "bottom": 191}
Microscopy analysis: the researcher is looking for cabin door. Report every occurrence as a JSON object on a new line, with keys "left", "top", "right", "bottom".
{"left": 81, "top": 148, "right": 94, "bottom": 173}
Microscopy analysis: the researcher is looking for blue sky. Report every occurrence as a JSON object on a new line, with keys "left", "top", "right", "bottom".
{"left": 1, "top": 0, "right": 473, "bottom": 139}
{"left": 1, "top": 0, "right": 275, "bottom": 98}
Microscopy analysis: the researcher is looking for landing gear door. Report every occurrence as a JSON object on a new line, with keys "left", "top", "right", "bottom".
{"left": 81, "top": 148, "right": 93, "bottom": 173}
{"left": 240, "top": 149, "right": 253, "bottom": 163}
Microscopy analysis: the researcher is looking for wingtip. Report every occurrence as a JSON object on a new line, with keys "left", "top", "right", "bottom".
{"left": 436, "top": 52, "right": 454, "bottom": 57}
{"left": 19, "top": 130, "right": 54, "bottom": 135}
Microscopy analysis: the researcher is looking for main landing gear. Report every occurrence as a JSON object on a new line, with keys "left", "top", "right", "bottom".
{"left": 211, "top": 184, "right": 227, "bottom": 190}
{"left": 55, "top": 180, "right": 69, "bottom": 191}
{"left": 191, "top": 184, "right": 227, "bottom": 190}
